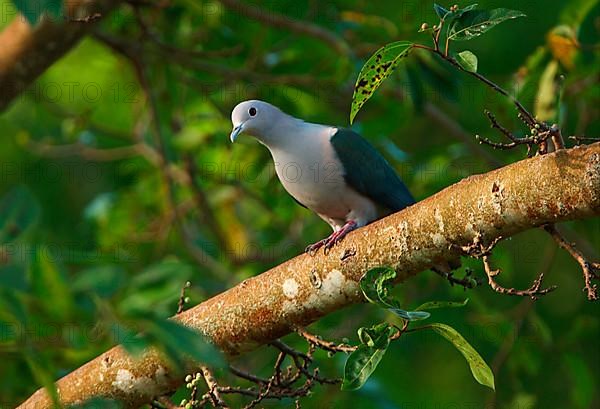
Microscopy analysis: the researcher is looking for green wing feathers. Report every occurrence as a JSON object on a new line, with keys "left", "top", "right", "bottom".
{"left": 330, "top": 128, "right": 415, "bottom": 212}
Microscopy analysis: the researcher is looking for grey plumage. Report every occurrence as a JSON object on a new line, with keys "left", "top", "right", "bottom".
{"left": 230, "top": 100, "right": 415, "bottom": 252}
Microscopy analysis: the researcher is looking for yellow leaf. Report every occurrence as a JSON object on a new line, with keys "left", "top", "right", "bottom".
{"left": 547, "top": 25, "right": 578, "bottom": 69}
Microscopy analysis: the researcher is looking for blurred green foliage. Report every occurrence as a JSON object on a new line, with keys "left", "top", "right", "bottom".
{"left": 0, "top": 0, "right": 599, "bottom": 408}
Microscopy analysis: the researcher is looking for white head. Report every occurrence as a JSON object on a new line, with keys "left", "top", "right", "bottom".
{"left": 230, "top": 100, "right": 296, "bottom": 144}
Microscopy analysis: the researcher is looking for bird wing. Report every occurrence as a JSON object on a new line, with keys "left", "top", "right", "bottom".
{"left": 330, "top": 128, "right": 415, "bottom": 212}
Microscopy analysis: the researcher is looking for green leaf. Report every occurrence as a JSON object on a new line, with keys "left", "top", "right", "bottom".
{"left": 434, "top": 3, "right": 451, "bottom": 20}
{"left": 120, "top": 260, "right": 194, "bottom": 318}
{"left": 72, "top": 265, "right": 127, "bottom": 298}
{"left": 360, "top": 267, "right": 431, "bottom": 321}
{"left": 428, "top": 323, "right": 495, "bottom": 390}
{"left": 559, "top": 0, "right": 599, "bottom": 27}
{"left": 342, "top": 344, "right": 389, "bottom": 390}
{"left": 357, "top": 323, "right": 398, "bottom": 348}
{"left": 436, "top": 4, "right": 480, "bottom": 26}
{"left": 564, "top": 354, "right": 595, "bottom": 408}
{"left": 120, "top": 318, "right": 225, "bottom": 370}
{"left": 24, "top": 352, "right": 60, "bottom": 407}
{"left": 360, "top": 267, "right": 395, "bottom": 304}
{"left": 0, "top": 288, "right": 28, "bottom": 324}
{"left": 29, "top": 245, "right": 73, "bottom": 320}
{"left": 0, "top": 185, "right": 41, "bottom": 244}
{"left": 384, "top": 299, "right": 431, "bottom": 321}
{"left": 343, "top": 324, "right": 396, "bottom": 390}
{"left": 454, "top": 50, "right": 478, "bottom": 72}
{"left": 415, "top": 298, "right": 469, "bottom": 311}
{"left": 447, "top": 8, "right": 526, "bottom": 41}
{"left": 12, "top": 0, "right": 64, "bottom": 25}
{"left": 350, "top": 41, "right": 414, "bottom": 124}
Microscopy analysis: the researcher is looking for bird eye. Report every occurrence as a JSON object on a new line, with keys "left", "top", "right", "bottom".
{"left": 248, "top": 107, "right": 257, "bottom": 117}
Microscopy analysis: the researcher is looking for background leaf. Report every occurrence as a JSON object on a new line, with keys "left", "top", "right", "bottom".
{"left": 427, "top": 323, "right": 495, "bottom": 390}
{"left": 433, "top": 3, "right": 451, "bottom": 20}
{"left": 28, "top": 245, "right": 73, "bottom": 320}
{"left": 0, "top": 185, "right": 40, "bottom": 244}
{"left": 11, "top": 0, "right": 63, "bottom": 25}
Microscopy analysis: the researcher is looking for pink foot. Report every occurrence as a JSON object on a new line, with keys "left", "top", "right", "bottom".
{"left": 305, "top": 220, "right": 357, "bottom": 255}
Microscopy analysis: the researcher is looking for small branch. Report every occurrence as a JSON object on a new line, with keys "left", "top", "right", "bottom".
{"left": 482, "top": 255, "right": 556, "bottom": 300}
{"left": 67, "top": 13, "right": 103, "bottom": 23}
{"left": 177, "top": 281, "right": 191, "bottom": 314}
{"left": 476, "top": 110, "right": 551, "bottom": 156}
{"left": 440, "top": 52, "right": 537, "bottom": 127}
{"left": 549, "top": 124, "right": 565, "bottom": 150}
{"left": 569, "top": 135, "right": 600, "bottom": 144}
{"left": 296, "top": 329, "right": 357, "bottom": 354}
{"left": 456, "top": 233, "right": 556, "bottom": 299}
{"left": 228, "top": 366, "right": 269, "bottom": 385}
{"left": 201, "top": 366, "right": 229, "bottom": 409}
{"left": 269, "top": 341, "right": 338, "bottom": 385}
{"left": 544, "top": 224, "right": 599, "bottom": 301}
{"left": 431, "top": 266, "right": 481, "bottom": 289}
{"left": 414, "top": 42, "right": 539, "bottom": 128}
{"left": 0, "top": 0, "right": 120, "bottom": 111}
{"left": 453, "top": 234, "right": 502, "bottom": 258}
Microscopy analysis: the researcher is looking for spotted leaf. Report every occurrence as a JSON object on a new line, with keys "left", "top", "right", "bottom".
{"left": 447, "top": 8, "right": 526, "bottom": 41}
{"left": 350, "top": 41, "right": 414, "bottom": 124}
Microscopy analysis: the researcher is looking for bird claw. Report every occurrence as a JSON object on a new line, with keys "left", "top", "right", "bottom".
{"left": 305, "top": 221, "right": 357, "bottom": 256}
{"left": 305, "top": 239, "right": 327, "bottom": 256}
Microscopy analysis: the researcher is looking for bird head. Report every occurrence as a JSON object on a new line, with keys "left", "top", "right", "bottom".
{"left": 230, "top": 100, "right": 281, "bottom": 143}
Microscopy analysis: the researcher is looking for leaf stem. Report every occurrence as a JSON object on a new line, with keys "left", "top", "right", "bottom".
{"left": 414, "top": 43, "right": 537, "bottom": 126}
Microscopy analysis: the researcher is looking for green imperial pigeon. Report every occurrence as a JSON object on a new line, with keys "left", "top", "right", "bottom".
{"left": 230, "top": 100, "right": 415, "bottom": 253}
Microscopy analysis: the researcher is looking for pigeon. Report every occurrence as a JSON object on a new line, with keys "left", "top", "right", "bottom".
{"left": 230, "top": 100, "right": 415, "bottom": 253}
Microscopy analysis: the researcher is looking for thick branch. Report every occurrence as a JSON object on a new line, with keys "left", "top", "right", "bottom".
{"left": 217, "top": 0, "right": 351, "bottom": 56}
{"left": 19, "top": 143, "right": 600, "bottom": 408}
{"left": 0, "top": 0, "right": 120, "bottom": 111}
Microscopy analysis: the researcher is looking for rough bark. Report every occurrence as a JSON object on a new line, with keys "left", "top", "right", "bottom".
{"left": 18, "top": 143, "right": 600, "bottom": 408}
{"left": 0, "top": 0, "right": 120, "bottom": 111}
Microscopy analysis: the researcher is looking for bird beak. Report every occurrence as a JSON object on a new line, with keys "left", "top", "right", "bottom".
{"left": 230, "top": 124, "right": 244, "bottom": 143}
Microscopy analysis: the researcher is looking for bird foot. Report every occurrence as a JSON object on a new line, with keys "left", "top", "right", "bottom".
{"left": 305, "top": 221, "right": 357, "bottom": 256}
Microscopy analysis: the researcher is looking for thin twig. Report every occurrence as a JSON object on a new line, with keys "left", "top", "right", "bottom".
{"left": 475, "top": 110, "right": 551, "bottom": 156}
{"left": 177, "top": 281, "right": 191, "bottom": 314}
{"left": 455, "top": 233, "right": 556, "bottom": 299}
{"left": 482, "top": 255, "right": 556, "bottom": 300}
{"left": 229, "top": 366, "right": 269, "bottom": 385}
{"left": 569, "top": 135, "right": 600, "bottom": 144}
{"left": 296, "top": 329, "right": 357, "bottom": 353}
{"left": 431, "top": 266, "right": 481, "bottom": 289}
{"left": 201, "top": 366, "right": 229, "bottom": 408}
{"left": 544, "top": 224, "right": 599, "bottom": 301}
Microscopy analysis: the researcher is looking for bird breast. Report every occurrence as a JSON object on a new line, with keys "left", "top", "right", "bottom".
{"left": 268, "top": 132, "right": 377, "bottom": 227}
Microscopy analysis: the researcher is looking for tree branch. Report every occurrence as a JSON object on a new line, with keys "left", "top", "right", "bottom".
{"left": 216, "top": 0, "right": 351, "bottom": 56}
{"left": 0, "top": 0, "right": 121, "bottom": 111}
{"left": 18, "top": 143, "right": 600, "bottom": 409}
